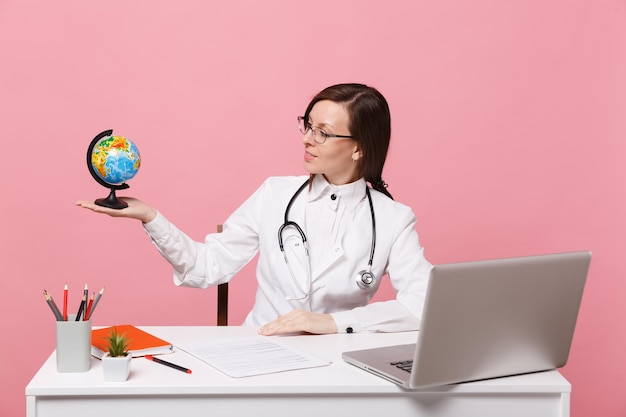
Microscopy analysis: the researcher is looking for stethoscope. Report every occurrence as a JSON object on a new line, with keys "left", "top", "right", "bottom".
{"left": 277, "top": 179, "right": 377, "bottom": 300}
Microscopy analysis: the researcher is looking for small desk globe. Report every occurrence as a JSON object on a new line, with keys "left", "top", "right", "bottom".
{"left": 87, "top": 129, "right": 141, "bottom": 209}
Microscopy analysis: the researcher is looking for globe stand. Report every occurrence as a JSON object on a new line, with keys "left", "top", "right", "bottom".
{"left": 95, "top": 184, "right": 130, "bottom": 209}
{"left": 87, "top": 129, "right": 134, "bottom": 210}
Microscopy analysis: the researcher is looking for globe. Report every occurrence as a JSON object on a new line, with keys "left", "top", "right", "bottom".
{"left": 87, "top": 129, "right": 141, "bottom": 209}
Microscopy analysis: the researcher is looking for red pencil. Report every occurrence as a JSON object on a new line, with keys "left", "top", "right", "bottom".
{"left": 84, "top": 292, "right": 95, "bottom": 320}
{"left": 63, "top": 283, "right": 68, "bottom": 321}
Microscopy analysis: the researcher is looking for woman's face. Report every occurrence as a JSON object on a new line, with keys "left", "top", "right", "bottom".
{"left": 302, "top": 100, "right": 361, "bottom": 185}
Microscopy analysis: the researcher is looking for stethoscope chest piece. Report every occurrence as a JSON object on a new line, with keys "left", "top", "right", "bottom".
{"left": 355, "top": 270, "right": 376, "bottom": 290}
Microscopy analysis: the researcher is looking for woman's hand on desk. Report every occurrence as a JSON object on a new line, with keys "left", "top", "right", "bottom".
{"left": 75, "top": 197, "right": 158, "bottom": 224}
{"left": 258, "top": 310, "right": 338, "bottom": 335}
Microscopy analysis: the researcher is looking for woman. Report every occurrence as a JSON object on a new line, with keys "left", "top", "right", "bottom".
{"left": 77, "top": 83, "right": 432, "bottom": 335}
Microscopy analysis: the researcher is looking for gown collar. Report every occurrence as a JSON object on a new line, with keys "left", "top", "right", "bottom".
{"left": 308, "top": 174, "right": 367, "bottom": 210}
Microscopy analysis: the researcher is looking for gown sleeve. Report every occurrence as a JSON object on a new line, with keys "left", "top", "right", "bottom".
{"left": 142, "top": 181, "right": 267, "bottom": 288}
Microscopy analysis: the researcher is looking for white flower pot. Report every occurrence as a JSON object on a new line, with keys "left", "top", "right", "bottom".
{"left": 102, "top": 353, "right": 131, "bottom": 382}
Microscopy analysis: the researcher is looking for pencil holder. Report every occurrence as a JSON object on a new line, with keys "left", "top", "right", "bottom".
{"left": 55, "top": 314, "right": 92, "bottom": 372}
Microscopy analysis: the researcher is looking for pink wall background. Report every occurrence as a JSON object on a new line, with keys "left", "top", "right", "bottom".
{"left": 1, "top": 1, "right": 624, "bottom": 415}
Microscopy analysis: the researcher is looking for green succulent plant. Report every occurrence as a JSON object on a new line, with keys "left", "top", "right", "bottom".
{"left": 104, "top": 327, "right": 130, "bottom": 357}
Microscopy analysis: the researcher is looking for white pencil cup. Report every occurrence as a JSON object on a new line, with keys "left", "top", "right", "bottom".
{"left": 55, "top": 314, "right": 92, "bottom": 372}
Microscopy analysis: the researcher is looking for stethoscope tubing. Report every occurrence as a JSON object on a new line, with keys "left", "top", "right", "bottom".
{"left": 277, "top": 178, "right": 377, "bottom": 294}
{"left": 365, "top": 187, "right": 375, "bottom": 269}
{"left": 277, "top": 180, "right": 310, "bottom": 253}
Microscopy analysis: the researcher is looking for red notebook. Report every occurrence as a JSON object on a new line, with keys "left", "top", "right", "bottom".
{"left": 91, "top": 325, "right": 174, "bottom": 358}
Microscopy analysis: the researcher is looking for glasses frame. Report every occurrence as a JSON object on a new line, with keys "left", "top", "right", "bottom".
{"left": 297, "top": 116, "right": 353, "bottom": 144}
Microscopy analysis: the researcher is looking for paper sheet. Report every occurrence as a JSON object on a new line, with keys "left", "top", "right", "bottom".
{"left": 177, "top": 336, "right": 331, "bottom": 378}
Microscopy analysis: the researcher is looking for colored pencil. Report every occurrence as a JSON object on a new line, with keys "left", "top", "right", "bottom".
{"left": 84, "top": 292, "right": 95, "bottom": 321}
{"left": 62, "top": 283, "right": 68, "bottom": 321}
{"left": 43, "top": 290, "right": 63, "bottom": 321}
{"left": 75, "top": 283, "right": 88, "bottom": 321}
{"left": 88, "top": 287, "right": 105, "bottom": 320}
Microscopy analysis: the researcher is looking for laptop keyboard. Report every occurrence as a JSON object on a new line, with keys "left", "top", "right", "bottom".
{"left": 391, "top": 360, "right": 413, "bottom": 373}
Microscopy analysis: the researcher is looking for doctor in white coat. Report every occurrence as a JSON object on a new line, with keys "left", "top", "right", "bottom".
{"left": 77, "top": 83, "right": 432, "bottom": 335}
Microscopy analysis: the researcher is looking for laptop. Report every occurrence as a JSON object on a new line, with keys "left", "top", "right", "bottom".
{"left": 342, "top": 251, "right": 591, "bottom": 389}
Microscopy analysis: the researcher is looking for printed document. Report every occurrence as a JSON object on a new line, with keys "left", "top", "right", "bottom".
{"left": 177, "top": 336, "right": 330, "bottom": 377}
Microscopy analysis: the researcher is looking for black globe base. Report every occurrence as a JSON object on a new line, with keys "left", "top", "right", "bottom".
{"left": 94, "top": 189, "right": 128, "bottom": 209}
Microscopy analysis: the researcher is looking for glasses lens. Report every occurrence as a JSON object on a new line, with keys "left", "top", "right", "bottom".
{"left": 298, "top": 117, "right": 327, "bottom": 143}
{"left": 313, "top": 129, "right": 327, "bottom": 144}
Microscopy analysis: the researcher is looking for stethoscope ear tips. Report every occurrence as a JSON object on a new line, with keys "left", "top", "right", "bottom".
{"left": 356, "top": 270, "right": 376, "bottom": 290}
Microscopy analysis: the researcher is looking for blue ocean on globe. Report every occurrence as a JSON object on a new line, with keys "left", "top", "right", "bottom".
{"left": 90, "top": 135, "right": 141, "bottom": 185}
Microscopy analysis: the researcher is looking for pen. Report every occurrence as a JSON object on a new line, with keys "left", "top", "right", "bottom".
{"left": 145, "top": 355, "right": 192, "bottom": 374}
{"left": 87, "top": 287, "right": 105, "bottom": 320}
{"left": 43, "top": 290, "right": 63, "bottom": 321}
{"left": 62, "top": 283, "right": 68, "bottom": 321}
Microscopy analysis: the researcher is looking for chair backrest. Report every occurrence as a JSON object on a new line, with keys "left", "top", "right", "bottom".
{"left": 216, "top": 225, "right": 228, "bottom": 326}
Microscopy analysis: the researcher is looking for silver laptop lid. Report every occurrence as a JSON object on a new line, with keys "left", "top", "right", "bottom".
{"left": 410, "top": 251, "right": 591, "bottom": 388}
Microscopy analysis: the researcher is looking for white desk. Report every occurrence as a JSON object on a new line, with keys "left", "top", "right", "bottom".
{"left": 26, "top": 326, "right": 571, "bottom": 417}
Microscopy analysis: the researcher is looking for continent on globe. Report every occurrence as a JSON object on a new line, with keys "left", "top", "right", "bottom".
{"left": 91, "top": 135, "right": 141, "bottom": 185}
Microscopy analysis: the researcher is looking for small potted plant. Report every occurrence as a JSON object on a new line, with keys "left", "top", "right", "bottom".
{"left": 101, "top": 327, "right": 132, "bottom": 381}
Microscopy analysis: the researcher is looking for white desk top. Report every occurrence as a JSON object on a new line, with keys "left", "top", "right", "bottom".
{"left": 26, "top": 326, "right": 571, "bottom": 397}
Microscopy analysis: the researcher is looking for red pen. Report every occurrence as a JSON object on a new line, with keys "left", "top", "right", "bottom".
{"left": 145, "top": 355, "right": 192, "bottom": 374}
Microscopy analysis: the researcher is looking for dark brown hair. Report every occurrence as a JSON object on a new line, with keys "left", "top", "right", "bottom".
{"left": 304, "top": 83, "right": 393, "bottom": 199}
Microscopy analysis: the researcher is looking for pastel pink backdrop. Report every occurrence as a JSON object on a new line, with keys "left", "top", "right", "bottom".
{"left": 1, "top": 1, "right": 624, "bottom": 416}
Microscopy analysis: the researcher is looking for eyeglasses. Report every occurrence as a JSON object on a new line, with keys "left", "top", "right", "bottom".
{"left": 297, "top": 116, "right": 353, "bottom": 144}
